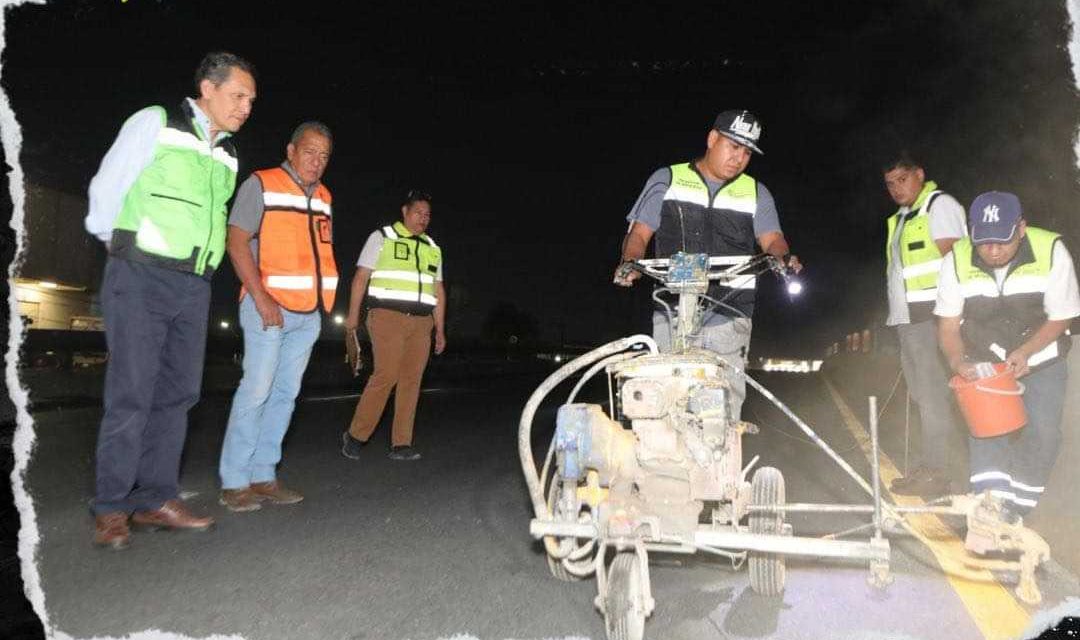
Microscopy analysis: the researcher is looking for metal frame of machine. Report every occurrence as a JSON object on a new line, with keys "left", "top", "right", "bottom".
{"left": 517, "top": 252, "right": 1051, "bottom": 640}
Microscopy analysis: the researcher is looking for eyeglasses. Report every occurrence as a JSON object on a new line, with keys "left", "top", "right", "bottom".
{"left": 405, "top": 189, "right": 432, "bottom": 204}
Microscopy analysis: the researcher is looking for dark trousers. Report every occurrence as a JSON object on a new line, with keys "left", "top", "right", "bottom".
{"left": 93, "top": 257, "right": 210, "bottom": 515}
{"left": 968, "top": 358, "right": 1067, "bottom": 514}
{"left": 897, "top": 320, "right": 964, "bottom": 472}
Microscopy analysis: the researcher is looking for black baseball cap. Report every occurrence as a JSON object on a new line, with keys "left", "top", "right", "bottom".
{"left": 713, "top": 109, "right": 764, "bottom": 155}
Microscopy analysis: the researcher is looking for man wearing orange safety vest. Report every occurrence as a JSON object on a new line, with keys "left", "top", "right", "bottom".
{"left": 218, "top": 122, "right": 337, "bottom": 512}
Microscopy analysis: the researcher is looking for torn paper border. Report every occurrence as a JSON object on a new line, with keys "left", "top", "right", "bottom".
{"left": 1, "top": 1, "right": 1079, "bottom": 640}
{"left": 2, "top": 1, "right": 50, "bottom": 639}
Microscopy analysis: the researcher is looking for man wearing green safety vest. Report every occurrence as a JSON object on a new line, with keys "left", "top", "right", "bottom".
{"left": 614, "top": 109, "right": 801, "bottom": 422}
{"left": 342, "top": 190, "right": 446, "bottom": 461}
{"left": 83, "top": 52, "right": 257, "bottom": 550}
{"left": 936, "top": 191, "right": 1079, "bottom": 524}
{"left": 882, "top": 152, "right": 967, "bottom": 497}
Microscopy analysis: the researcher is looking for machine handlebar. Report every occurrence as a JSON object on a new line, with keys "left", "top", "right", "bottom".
{"left": 622, "top": 252, "right": 790, "bottom": 287}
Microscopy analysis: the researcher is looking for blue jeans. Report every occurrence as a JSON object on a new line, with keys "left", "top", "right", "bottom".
{"left": 653, "top": 312, "right": 752, "bottom": 420}
{"left": 968, "top": 358, "right": 1067, "bottom": 514}
{"left": 219, "top": 295, "right": 321, "bottom": 489}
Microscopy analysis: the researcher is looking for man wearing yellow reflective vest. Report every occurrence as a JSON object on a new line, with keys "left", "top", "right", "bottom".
{"left": 83, "top": 52, "right": 256, "bottom": 549}
{"left": 936, "top": 192, "right": 1079, "bottom": 523}
{"left": 614, "top": 109, "right": 801, "bottom": 422}
{"left": 882, "top": 153, "right": 967, "bottom": 497}
{"left": 342, "top": 191, "right": 446, "bottom": 461}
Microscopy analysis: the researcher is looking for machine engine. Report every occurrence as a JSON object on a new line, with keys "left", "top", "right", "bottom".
{"left": 553, "top": 353, "right": 753, "bottom": 538}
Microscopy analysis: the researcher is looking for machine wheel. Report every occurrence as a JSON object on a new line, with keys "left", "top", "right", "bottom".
{"left": 545, "top": 478, "right": 587, "bottom": 581}
{"left": 604, "top": 552, "right": 646, "bottom": 640}
{"left": 748, "top": 466, "right": 786, "bottom": 596}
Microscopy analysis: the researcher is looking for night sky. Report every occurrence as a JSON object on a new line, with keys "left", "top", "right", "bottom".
{"left": 3, "top": 0, "right": 1079, "bottom": 358}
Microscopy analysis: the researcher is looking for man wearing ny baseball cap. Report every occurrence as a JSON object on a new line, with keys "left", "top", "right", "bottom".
{"left": 936, "top": 191, "right": 1080, "bottom": 524}
{"left": 613, "top": 109, "right": 801, "bottom": 422}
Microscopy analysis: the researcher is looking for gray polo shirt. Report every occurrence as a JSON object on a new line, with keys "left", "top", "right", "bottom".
{"left": 228, "top": 162, "right": 320, "bottom": 261}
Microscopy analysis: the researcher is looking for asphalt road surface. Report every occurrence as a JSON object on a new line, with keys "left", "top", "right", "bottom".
{"left": 19, "top": 366, "right": 1080, "bottom": 640}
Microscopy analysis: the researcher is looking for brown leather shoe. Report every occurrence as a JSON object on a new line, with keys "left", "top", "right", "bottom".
{"left": 132, "top": 499, "right": 215, "bottom": 532}
{"left": 93, "top": 512, "right": 131, "bottom": 550}
{"left": 250, "top": 481, "right": 303, "bottom": 505}
{"left": 219, "top": 488, "right": 262, "bottom": 512}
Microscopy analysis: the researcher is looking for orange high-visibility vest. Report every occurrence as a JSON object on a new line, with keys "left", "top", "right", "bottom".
{"left": 242, "top": 167, "right": 338, "bottom": 313}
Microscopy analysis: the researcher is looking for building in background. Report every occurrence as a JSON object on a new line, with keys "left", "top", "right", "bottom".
{"left": 13, "top": 182, "right": 105, "bottom": 330}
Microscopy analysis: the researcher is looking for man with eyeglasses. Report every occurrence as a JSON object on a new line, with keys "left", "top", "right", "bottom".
{"left": 936, "top": 191, "right": 1079, "bottom": 525}
{"left": 341, "top": 190, "right": 446, "bottom": 461}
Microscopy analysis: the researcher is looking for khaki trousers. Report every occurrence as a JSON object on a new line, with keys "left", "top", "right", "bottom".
{"left": 349, "top": 308, "right": 433, "bottom": 447}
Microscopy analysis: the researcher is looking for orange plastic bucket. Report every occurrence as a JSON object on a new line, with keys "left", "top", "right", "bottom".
{"left": 949, "top": 363, "right": 1027, "bottom": 438}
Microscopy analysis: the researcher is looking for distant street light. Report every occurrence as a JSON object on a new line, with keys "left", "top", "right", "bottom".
{"left": 219, "top": 320, "right": 230, "bottom": 330}
{"left": 333, "top": 315, "right": 344, "bottom": 325}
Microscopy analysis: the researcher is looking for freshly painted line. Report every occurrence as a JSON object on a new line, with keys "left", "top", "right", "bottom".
{"left": 823, "top": 376, "right": 1030, "bottom": 640}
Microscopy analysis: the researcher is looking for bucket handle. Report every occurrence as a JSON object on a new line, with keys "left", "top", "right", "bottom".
{"left": 974, "top": 381, "right": 1026, "bottom": 396}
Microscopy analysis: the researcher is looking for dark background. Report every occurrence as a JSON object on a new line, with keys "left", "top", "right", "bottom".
{"left": 3, "top": 1, "right": 1080, "bottom": 638}
{"left": 4, "top": 1, "right": 1079, "bottom": 356}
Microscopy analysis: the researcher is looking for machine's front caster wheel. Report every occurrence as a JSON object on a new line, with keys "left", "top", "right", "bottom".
{"left": 749, "top": 466, "right": 787, "bottom": 596}
{"left": 604, "top": 552, "right": 647, "bottom": 640}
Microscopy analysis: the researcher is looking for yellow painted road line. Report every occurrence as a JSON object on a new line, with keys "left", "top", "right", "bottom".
{"left": 823, "top": 376, "right": 1030, "bottom": 640}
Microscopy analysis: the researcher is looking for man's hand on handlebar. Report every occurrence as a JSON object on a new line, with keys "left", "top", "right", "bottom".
{"left": 613, "top": 260, "right": 641, "bottom": 287}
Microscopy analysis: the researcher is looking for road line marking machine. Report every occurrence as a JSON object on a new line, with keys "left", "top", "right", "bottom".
{"left": 517, "top": 252, "right": 1051, "bottom": 640}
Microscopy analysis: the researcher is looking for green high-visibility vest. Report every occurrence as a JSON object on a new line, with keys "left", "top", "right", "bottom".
{"left": 367, "top": 221, "right": 442, "bottom": 315}
{"left": 110, "top": 102, "right": 238, "bottom": 278}
{"left": 885, "top": 181, "right": 945, "bottom": 307}
{"left": 952, "top": 227, "right": 1069, "bottom": 370}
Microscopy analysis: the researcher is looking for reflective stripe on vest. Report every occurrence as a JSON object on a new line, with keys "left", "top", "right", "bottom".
{"left": 886, "top": 182, "right": 945, "bottom": 303}
{"left": 368, "top": 286, "right": 439, "bottom": 307}
{"left": 156, "top": 127, "right": 239, "bottom": 172}
{"left": 263, "top": 191, "right": 332, "bottom": 215}
{"left": 245, "top": 166, "right": 338, "bottom": 313}
{"left": 367, "top": 221, "right": 442, "bottom": 313}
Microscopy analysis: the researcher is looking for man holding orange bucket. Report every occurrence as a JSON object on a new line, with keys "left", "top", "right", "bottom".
{"left": 936, "top": 191, "right": 1080, "bottom": 522}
